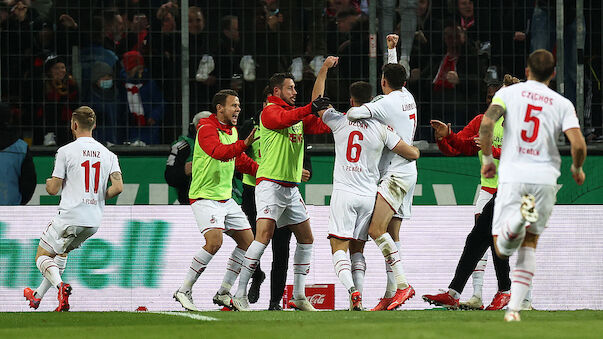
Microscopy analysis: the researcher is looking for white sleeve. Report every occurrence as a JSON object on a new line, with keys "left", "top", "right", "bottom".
{"left": 322, "top": 108, "right": 343, "bottom": 131}
{"left": 387, "top": 48, "right": 398, "bottom": 64}
{"left": 382, "top": 125, "right": 402, "bottom": 150}
{"left": 346, "top": 106, "right": 372, "bottom": 121}
{"left": 51, "top": 148, "right": 67, "bottom": 179}
{"left": 110, "top": 154, "right": 122, "bottom": 174}
{"left": 361, "top": 99, "right": 389, "bottom": 124}
{"left": 561, "top": 102, "right": 580, "bottom": 132}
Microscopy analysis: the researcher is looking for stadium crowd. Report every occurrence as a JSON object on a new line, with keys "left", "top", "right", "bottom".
{"left": 0, "top": 0, "right": 601, "bottom": 146}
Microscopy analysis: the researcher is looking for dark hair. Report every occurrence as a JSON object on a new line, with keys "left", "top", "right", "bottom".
{"left": 211, "top": 89, "right": 239, "bottom": 113}
{"left": 221, "top": 15, "right": 237, "bottom": 31}
{"left": 349, "top": 81, "right": 373, "bottom": 104}
{"left": 527, "top": 49, "right": 555, "bottom": 82}
{"left": 72, "top": 106, "right": 96, "bottom": 130}
{"left": 262, "top": 85, "right": 272, "bottom": 100}
{"left": 268, "top": 72, "right": 295, "bottom": 94}
{"left": 381, "top": 63, "right": 406, "bottom": 90}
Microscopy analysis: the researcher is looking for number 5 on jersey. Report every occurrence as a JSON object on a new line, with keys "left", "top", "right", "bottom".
{"left": 521, "top": 104, "right": 541, "bottom": 143}
{"left": 81, "top": 160, "right": 101, "bottom": 193}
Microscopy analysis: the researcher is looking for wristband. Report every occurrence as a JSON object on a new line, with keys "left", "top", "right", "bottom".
{"left": 571, "top": 164, "right": 582, "bottom": 173}
{"left": 482, "top": 154, "right": 494, "bottom": 165}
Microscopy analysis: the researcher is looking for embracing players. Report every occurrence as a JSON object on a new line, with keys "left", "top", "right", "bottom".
{"left": 24, "top": 106, "right": 123, "bottom": 311}
{"left": 313, "top": 56, "right": 420, "bottom": 310}
{"left": 346, "top": 34, "right": 418, "bottom": 310}
{"left": 479, "top": 49, "right": 587, "bottom": 321}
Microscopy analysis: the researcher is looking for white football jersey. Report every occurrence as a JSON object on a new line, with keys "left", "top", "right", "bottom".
{"left": 361, "top": 88, "right": 418, "bottom": 175}
{"left": 492, "top": 80, "right": 580, "bottom": 185}
{"left": 51, "top": 137, "right": 121, "bottom": 227}
{"left": 322, "top": 108, "right": 401, "bottom": 196}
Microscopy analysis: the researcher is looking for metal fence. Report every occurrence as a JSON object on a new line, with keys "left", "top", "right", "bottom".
{"left": 1, "top": 0, "right": 601, "bottom": 146}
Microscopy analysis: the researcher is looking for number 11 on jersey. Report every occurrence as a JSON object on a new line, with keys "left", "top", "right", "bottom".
{"left": 81, "top": 160, "right": 101, "bottom": 193}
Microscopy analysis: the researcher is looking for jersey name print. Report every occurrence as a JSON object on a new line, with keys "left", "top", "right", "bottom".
{"left": 491, "top": 80, "right": 580, "bottom": 185}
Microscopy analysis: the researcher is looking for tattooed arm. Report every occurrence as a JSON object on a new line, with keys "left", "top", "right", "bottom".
{"left": 479, "top": 104, "right": 505, "bottom": 178}
{"left": 106, "top": 171, "right": 124, "bottom": 200}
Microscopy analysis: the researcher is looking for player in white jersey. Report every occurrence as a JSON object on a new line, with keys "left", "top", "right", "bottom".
{"left": 479, "top": 50, "right": 587, "bottom": 322}
{"left": 23, "top": 106, "right": 123, "bottom": 312}
{"left": 346, "top": 34, "right": 418, "bottom": 311}
{"left": 312, "top": 56, "right": 420, "bottom": 310}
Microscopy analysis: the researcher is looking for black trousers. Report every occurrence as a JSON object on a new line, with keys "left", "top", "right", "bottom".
{"left": 241, "top": 183, "right": 291, "bottom": 304}
{"left": 448, "top": 194, "right": 512, "bottom": 294}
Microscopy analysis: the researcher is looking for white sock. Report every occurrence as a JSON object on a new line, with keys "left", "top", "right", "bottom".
{"left": 36, "top": 256, "right": 62, "bottom": 287}
{"left": 384, "top": 261, "right": 396, "bottom": 298}
{"left": 508, "top": 247, "right": 536, "bottom": 311}
{"left": 235, "top": 241, "right": 266, "bottom": 297}
{"left": 376, "top": 234, "right": 408, "bottom": 290}
{"left": 351, "top": 252, "right": 366, "bottom": 294}
{"left": 448, "top": 288, "right": 461, "bottom": 299}
{"left": 332, "top": 250, "right": 355, "bottom": 292}
{"left": 180, "top": 248, "right": 213, "bottom": 293}
{"left": 218, "top": 247, "right": 245, "bottom": 294}
{"left": 472, "top": 253, "right": 487, "bottom": 299}
{"left": 293, "top": 243, "right": 313, "bottom": 299}
{"left": 35, "top": 256, "right": 68, "bottom": 298}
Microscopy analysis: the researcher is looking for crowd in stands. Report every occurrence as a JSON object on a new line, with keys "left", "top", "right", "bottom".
{"left": 1, "top": 0, "right": 601, "bottom": 146}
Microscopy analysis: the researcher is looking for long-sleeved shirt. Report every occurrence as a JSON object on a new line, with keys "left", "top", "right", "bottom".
{"left": 436, "top": 114, "right": 501, "bottom": 158}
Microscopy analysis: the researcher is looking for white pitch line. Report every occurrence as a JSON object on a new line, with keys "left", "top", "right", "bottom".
{"left": 152, "top": 311, "right": 219, "bottom": 321}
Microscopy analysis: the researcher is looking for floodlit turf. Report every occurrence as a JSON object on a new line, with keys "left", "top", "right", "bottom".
{"left": 1, "top": 310, "right": 602, "bottom": 339}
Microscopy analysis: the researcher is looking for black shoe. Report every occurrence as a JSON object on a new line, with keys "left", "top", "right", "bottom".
{"left": 248, "top": 269, "right": 265, "bottom": 304}
{"left": 268, "top": 302, "right": 283, "bottom": 311}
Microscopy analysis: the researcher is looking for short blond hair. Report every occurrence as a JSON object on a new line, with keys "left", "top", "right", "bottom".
{"left": 72, "top": 106, "right": 96, "bottom": 130}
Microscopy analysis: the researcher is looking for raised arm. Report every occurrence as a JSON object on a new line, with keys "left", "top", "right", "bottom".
{"left": 311, "top": 56, "right": 339, "bottom": 102}
{"left": 565, "top": 127, "right": 587, "bottom": 185}
{"left": 106, "top": 171, "right": 124, "bottom": 200}
{"left": 386, "top": 34, "right": 399, "bottom": 64}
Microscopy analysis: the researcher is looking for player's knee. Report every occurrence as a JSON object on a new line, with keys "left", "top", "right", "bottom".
{"left": 368, "top": 228, "right": 384, "bottom": 240}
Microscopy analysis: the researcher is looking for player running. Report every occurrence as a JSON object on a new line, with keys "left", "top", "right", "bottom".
{"left": 24, "top": 106, "right": 123, "bottom": 311}
{"left": 232, "top": 73, "right": 332, "bottom": 311}
{"left": 173, "top": 89, "right": 259, "bottom": 311}
{"left": 346, "top": 34, "right": 418, "bottom": 311}
{"left": 313, "top": 56, "right": 420, "bottom": 310}
{"left": 479, "top": 49, "right": 587, "bottom": 322}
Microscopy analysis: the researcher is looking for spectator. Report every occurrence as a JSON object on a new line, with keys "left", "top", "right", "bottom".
{"left": 103, "top": 10, "right": 128, "bottom": 57}
{"left": 424, "top": 21, "right": 487, "bottom": 127}
{"left": 164, "top": 111, "right": 211, "bottom": 205}
{"left": 0, "top": 103, "right": 36, "bottom": 205}
{"left": 87, "top": 61, "right": 125, "bottom": 145}
{"left": 189, "top": 6, "right": 218, "bottom": 114}
{"left": 216, "top": 15, "right": 243, "bottom": 89}
{"left": 120, "top": 50, "right": 165, "bottom": 145}
{"left": 34, "top": 55, "right": 79, "bottom": 146}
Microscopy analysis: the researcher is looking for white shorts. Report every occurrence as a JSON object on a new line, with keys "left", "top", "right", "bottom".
{"left": 492, "top": 183, "right": 557, "bottom": 255}
{"left": 377, "top": 172, "right": 417, "bottom": 219}
{"left": 328, "top": 190, "right": 375, "bottom": 241}
{"left": 255, "top": 180, "right": 310, "bottom": 228}
{"left": 191, "top": 199, "right": 251, "bottom": 234}
{"left": 39, "top": 219, "right": 98, "bottom": 255}
{"left": 474, "top": 189, "right": 494, "bottom": 215}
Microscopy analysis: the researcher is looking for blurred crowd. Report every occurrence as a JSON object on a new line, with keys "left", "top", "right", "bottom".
{"left": 1, "top": 0, "right": 601, "bottom": 146}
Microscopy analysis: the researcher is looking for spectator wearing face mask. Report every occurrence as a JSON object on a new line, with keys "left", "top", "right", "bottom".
{"left": 86, "top": 61, "right": 126, "bottom": 145}
{"left": 120, "top": 50, "right": 165, "bottom": 145}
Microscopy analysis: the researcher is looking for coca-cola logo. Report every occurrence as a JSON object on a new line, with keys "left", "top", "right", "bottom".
{"left": 309, "top": 294, "right": 326, "bottom": 305}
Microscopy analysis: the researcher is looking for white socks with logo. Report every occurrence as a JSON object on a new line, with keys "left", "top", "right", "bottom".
{"left": 293, "top": 243, "right": 313, "bottom": 299}
{"left": 35, "top": 255, "right": 68, "bottom": 298}
{"left": 236, "top": 241, "right": 266, "bottom": 298}
{"left": 218, "top": 247, "right": 246, "bottom": 294}
{"left": 180, "top": 248, "right": 213, "bottom": 293}
{"left": 332, "top": 250, "right": 355, "bottom": 292}
{"left": 36, "top": 255, "right": 62, "bottom": 288}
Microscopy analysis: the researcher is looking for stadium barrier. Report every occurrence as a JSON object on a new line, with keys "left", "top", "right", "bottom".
{"left": 1, "top": 205, "right": 602, "bottom": 312}
{"left": 28, "top": 155, "right": 603, "bottom": 205}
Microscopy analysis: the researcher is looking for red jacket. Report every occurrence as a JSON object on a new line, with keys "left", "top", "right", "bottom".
{"left": 436, "top": 114, "right": 501, "bottom": 158}
{"left": 196, "top": 114, "right": 258, "bottom": 176}
{"left": 261, "top": 95, "right": 331, "bottom": 134}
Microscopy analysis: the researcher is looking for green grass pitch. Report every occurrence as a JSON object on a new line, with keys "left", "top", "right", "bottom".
{"left": 1, "top": 310, "right": 602, "bottom": 338}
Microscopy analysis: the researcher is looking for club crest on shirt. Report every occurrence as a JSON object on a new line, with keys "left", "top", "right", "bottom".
{"left": 210, "top": 215, "right": 217, "bottom": 224}
{"left": 263, "top": 207, "right": 271, "bottom": 214}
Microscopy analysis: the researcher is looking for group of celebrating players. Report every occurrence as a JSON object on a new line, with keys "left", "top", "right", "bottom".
{"left": 23, "top": 34, "right": 587, "bottom": 322}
